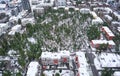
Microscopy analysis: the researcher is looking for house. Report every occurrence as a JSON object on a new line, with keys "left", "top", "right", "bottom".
{"left": 102, "top": 26, "right": 115, "bottom": 40}
{"left": 26, "top": 61, "right": 40, "bottom": 76}
{"left": 91, "top": 40, "right": 115, "bottom": 49}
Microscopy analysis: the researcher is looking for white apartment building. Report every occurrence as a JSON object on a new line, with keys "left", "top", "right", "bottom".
{"left": 55, "top": 0, "right": 67, "bottom": 6}
{"left": 40, "top": 51, "right": 70, "bottom": 65}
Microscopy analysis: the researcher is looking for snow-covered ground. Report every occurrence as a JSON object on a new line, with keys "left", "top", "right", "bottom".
{"left": 27, "top": 37, "right": 37, "bottom": 44}
{"left": 43, "top": 70, "right": 74, "bottom": 76}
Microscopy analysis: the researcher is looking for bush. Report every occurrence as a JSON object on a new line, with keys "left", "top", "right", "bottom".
{"left": 59, "top": 69, "right": 62, "bottom": 73}
{"left": 55, "top": 73, "right": 60, "bottom": 76}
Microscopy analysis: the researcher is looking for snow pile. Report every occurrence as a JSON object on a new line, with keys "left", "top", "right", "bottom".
{"left": 26, "top": 61, "right": 39, "bottom": 76}
{"left": 27, "top": 37, "right": 37, "bottom": 44}
{"left": 8, "top": 50, "right": 17, "bottom": 56}
{"left": 8, "top": 25, "right": 22, "bottom": 35}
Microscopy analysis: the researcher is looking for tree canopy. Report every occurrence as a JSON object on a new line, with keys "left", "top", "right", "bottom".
{"left": 87, "top": 25, "right": 100, "bottom": 40}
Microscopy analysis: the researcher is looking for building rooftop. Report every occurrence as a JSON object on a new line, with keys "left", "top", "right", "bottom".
{"left": 91, "top": 40, "right": 115, "bottom": 45}
{"left": 104, "top": 15, "right": 113, "bottom": 21}
{"left": 0, "top": 4, "right": 6, "bottom": 9}
{"left": 94, "top": 53, "right": 120, "bottom": 70}
{"left": 102, "top": 26, "right": 115, "bottom": 37}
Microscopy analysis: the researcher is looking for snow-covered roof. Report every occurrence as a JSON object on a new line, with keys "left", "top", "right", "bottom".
{"left": 27, "top": 61, "right": 39, "bottom": 76}
{"left": 104, "top": 7, "right": 112, "bottom": 13}
{"left": 8, "top": 31, "right": 15, "bottom": 35}
{"left": 104, "top": 15, "right": 113, "bottom": 21}
{"left": 22, "top": 18, "right": 35, "bottom": 24}
{"left": 90, "top": 11, "right": 98, "bottom": 18}
{"left": 41, "top": 52, "right": 52, "bottom": 59}
{"left": 9, "top": 16, "right": 18, "bottom": 21}
{"left": 53, "top": 7, "right": 58, "bottom": 10}
{"left": 114, "top": 71, "right": 120, "bottom": 76}
{"left": 113, "top": 12, "right": 120, "bottom": 20}
{"left": 93, "top": 7, "right": 112, "bottom": 13}
{"left": 65, "top": 7, "right": 69, "bottom": 10}
{"left": 60, "top": 50, "right": 70, "bottom": 57}
{"left": 94, "top": 53, "right": 120, "bottom": 70}
{"left": 107, "top": 0, "right": 114, "bottom": 3}
{"left": 37, "top": 2, "right": 54, "bottom": 7}
{"left": 8, "top": 25, "right": 21, "bottom": 35}
{"left": 80, "top": 8, "right": 90, "bottom": 14}
{"left": 27, "top": 37, "right": 37, "bottom": 44}
{"left": 41, "top": 51, "right": 70, "bottom": 60}
{"left": 0, "top": 23, "right": 7, "bottom": 28}
{"left": 0, "top": 4, "right": 6, "bottom": 9}
{"left": 76, "top": 52, "right": 87, "bottom": 67}
{"left": 92, "top": 17, "right": 103, "bottom": 24}
{"left": 117, "top": 27, "right": 120, "bottom": 32}
{"left": 11, "top": 25, "right": 21, "bottom": 31}
{"left": 76, "top": 52, "right": 88, "bottom": 74}
{"left": 91, "top": 40, "right": 115, "bottom": 45}
{"left": 99, "top": 53, "right": 120, "bottom": 68}
{"left": 102, "top": 26, "right": 115, "bottom": 37}
{"left": 112, "top": 21, "right": 120, "bottom": 25}
{"left": 75, "top": 8, "right": 79, "bottom": 11}
{"left": 51, "top": 53, "right": 61, "bottom": 60}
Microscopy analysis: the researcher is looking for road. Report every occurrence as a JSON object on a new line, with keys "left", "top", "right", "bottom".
{"left": 86, "top": 51, "right": 99, "bottom": 76}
